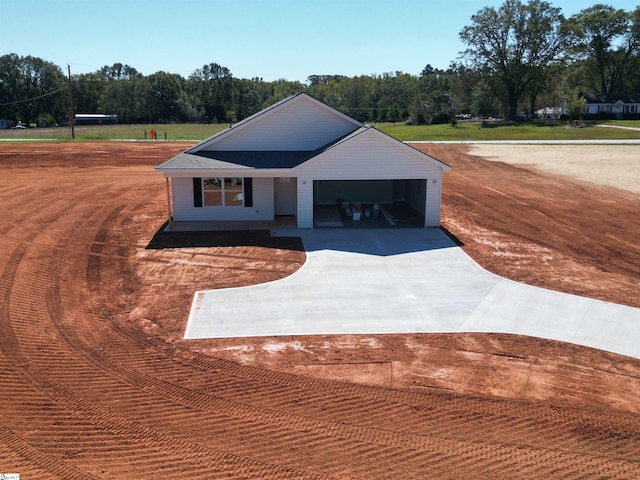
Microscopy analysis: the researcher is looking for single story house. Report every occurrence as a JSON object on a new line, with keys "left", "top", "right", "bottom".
{"left": 583, "top": 93, "right": 640, "bottom": 118}
{"left": 156, "top": 93, "right": 450, "bottom": 229}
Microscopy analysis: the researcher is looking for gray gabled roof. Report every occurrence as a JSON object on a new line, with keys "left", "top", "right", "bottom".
{"left": 158, "top": 150, "right": 315, "bottom": 170}
{"left": 186, "top": 92, "right": 363, "bottom": 154}
{"left": 300, "top": 125, "right": 452, "bottom": 172}
{"left": 583, "top": 93, "right": 640, "bottom": 104}
{"left": 156, "top": 92, "right": 450, "bottom": 174}
{"left": 156, "top": 126, "right": 370, "bottom": 171}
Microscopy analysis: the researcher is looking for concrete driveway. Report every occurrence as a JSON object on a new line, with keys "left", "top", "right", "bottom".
{"left": 185, "top": 229, "right": 640, "bottom": 359}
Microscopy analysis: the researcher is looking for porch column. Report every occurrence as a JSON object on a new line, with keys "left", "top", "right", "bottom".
{"left": 297, "top": 178, "right": 313, "bottom": 228}
{"left": 424, "top": 176, "right": 443, "bottom": 227}
{"left": 165, "top": 177, "right": 173, "bottom": 230}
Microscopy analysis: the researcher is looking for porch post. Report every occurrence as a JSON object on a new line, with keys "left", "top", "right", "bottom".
{"left": 297, "top": 178, "right": 314, "bottom": 228}
{"left": 165, "top": 177, "right": 173, "bottom": 230}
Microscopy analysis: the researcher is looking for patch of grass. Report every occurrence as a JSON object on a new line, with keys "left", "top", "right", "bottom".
{"left": 374, "top": 120, "right": 640, "bottom": 141}
{"left": 0, "top": 123, "right": 229, "bottom": 142}
{"left": 2, "top": 119, "right": 640, "bottom": 143}
{"left": 604, "top": 119, "right": 640, "bottom": 128}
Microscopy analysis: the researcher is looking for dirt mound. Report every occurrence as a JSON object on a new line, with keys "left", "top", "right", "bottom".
{"left": 0, "top": 142, "right": 638, "bottom": 479}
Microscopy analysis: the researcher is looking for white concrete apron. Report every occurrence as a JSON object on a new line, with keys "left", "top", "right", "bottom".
{"left": 184, "top": 229, "right": 640, "bottom": 359}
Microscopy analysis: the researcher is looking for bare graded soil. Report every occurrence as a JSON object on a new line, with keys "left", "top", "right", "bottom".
{"left": 0, "top": 142, "right": 639, "bottom": 479}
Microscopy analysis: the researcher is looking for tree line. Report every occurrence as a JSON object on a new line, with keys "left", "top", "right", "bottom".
{"left": 1, "top": 1, "right": 639, "bottom": 127}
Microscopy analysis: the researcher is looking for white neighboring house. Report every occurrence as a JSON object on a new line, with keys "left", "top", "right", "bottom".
{"left": 583, "top": 93, "right": 640, "bottom": 117}
{"left": 156, "top": 93, "right": 451, "bottom": 229}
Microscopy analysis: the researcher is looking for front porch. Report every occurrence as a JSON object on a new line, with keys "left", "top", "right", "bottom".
{"left": 164, "top": 215, "right": 298, "bottom": 232}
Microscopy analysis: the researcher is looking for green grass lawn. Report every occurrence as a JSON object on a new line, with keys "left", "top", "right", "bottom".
{"left": 0, "top": 123, "right": 228, "bottom": 142}
{"left": 1, "top": 119, "right": 640, "bottom": 143}
{"left": 607, "top": 119, "right": 640, "bottom": 128}
{"left": 373, "top": 120, "right": 640, "bottom": 141}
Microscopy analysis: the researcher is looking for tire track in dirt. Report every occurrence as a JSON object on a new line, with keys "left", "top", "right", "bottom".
{"left": 1, "top": 145, "right": 639, "bottom": 478}
{"left": 67, "top": 200, "right": 640, "bottom": 477}
{"left": 159, "top": 345, "right": 640, "bottom": 457}
{"left": 49, "top": 197, "right": 482, "bottom": 477}
{"left": 0, "top": 246, "right": 99, "bottom": 480}
{"left": 0, "top": 184, "right": 323, "bottom": 479}
{"left": 0, "top": 189, "right": 535, "bottom": 477}
{"left": 419, "top": 145, "right": 640, "bottom": 307}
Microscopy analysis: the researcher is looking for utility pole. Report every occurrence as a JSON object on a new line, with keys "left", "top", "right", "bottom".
{"left": 67, "top": 64, "right": 75, "bottom": 140}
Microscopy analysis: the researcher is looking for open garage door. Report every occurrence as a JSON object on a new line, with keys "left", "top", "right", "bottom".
{"left": 313, "top": 179, "right": 426, "bottom": 228}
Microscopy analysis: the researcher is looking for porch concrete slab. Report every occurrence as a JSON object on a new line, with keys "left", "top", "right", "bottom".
{"left": 184, "top": 229, "right": 640, "bottom": 359}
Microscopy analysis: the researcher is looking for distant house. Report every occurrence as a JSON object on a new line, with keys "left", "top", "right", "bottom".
{"left": 583, "top": 93, "right": 640, "bottom": 119}
{"left": 74, "top": 114, "right": 118, "bottom": 125}
{"left": 156, "top": 93, "right": 451, "bottom": 229}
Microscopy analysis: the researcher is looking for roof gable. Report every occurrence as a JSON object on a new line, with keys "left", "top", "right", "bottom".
{"left": 156, "top": 94, "right": 451, "bottom": 175}
{"left": 296, "top": 126, "right": 451, "bottom": 173}
{"left": 583, "top": 93, "right": 640, "bottom": 104}
{"left": 191, "top": 93, "right": 363, "bottom": 152}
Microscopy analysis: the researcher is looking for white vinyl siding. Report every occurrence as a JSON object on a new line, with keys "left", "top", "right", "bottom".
{"left": 171, "top": 177, "right": 274, "bottom": 222}
{"left": 297, "top": 178, "right": 314, "bottom": 228}
{"left": 315, "top": 180, "right": 394, "bottom": 205}
{"left": 295, "top": 129, "right": 445, "bottom": 227}
{"left": 424, "top": 178, "right": 443, "bottom": 227}
{"left": 204, "top": 97, "right": 359, "bottom": 151}
{"left": 586, "top": 103, "right": 640, "bottom": 115}
{"left": 159, "top": 95, "right": 448, "bottom": 228}
{"left": 296, "top": 131, "right": 444, "bottom": 180}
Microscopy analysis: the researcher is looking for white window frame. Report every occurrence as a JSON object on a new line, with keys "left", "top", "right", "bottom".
{"left": 202, "top": 177, "right": 244, "bottom": 207}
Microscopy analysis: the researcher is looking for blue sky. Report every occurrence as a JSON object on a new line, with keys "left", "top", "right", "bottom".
{"left": 2, "top": 0, "right": 638, "bottom": 82}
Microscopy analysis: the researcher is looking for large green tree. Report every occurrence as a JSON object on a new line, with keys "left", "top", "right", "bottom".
{"left": 141, "top": 71, "right": 188, "bottom": 122}
{"left": 0, "top": 53, "right": 67, "bottom": 125}
{"left": 415, "top": 66, "right": 456, "bottom": 124}
{"left": 459, "top": 0, "right": 569, "bottom": 120}
{"left": 73, "top": 72, "right": 105, "bottom": 115}
{"left": 306, "top": 75, "right": 345, "bottom": 110}
{"left": 186, "top": 63, "right": 234, "bottom": 123}
{"left": 376, "top": 72, "right": 416, "bottom": 122}
{"left": 93, "top": 63, "right": 144, "bottom": 123}
{"left": 565, "top": 4, "right": 640, "bottom": 95}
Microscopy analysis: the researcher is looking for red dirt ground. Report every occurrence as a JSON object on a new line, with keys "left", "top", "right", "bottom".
{"left": 0, "top": 142, "right": 638, "bottom": 479}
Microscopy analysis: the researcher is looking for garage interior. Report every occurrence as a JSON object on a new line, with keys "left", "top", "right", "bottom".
{"left": 313, "top": 179, "right": 426, "bottom": 228}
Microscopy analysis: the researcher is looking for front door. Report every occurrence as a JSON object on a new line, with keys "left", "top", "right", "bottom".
{"left": 274, "top": 177, "right": 297, "bottom": 215}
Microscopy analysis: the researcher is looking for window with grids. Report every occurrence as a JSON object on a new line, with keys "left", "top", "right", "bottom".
{"left": 203, "top": 177, "right": 244, "bottom": 206}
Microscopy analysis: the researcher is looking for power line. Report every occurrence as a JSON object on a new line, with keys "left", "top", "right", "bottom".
{"left": 0, "top": 86, "right": 67, "bottom": 106}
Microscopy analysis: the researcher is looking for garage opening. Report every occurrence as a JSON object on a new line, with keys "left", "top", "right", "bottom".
{"left": 313, "top": 179, "right": 426, "bottom": 228}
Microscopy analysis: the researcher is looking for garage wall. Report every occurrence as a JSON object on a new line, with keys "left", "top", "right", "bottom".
{"left": 406, "top": 179, "right": 426, "bottom": 215}
{"left": 425, "top": 178, "right": 443, "bottom": 227}
{"left": 171, "top": 177, "right": 274, "bottom": 222}
{"left": 315, "top": 180, "right": 394, "bottom": 205}
{"left": 393, "top": 180, "right": 407, "bottom": 202}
